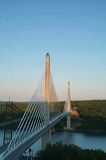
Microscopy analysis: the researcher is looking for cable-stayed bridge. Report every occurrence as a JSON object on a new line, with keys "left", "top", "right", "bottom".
{"left": 0, "top": 53, "right": 71, "bottom": 160}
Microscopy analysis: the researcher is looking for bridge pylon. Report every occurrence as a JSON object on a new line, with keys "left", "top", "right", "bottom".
{"left": 66, "top": 81, "right": 71, "bottom": 129}
{"left": 0, "top": 53, "right": 71, "bottom": 160}
{"left": 41, "top": 53, "right": 51, "bottom": 150}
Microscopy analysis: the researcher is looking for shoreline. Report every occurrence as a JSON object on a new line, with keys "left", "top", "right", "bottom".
{"left": 71, "top": 129, "right": 106, "bottom": 134}
{"left": 55, "top": 128, "right": 106, "bottom": 134}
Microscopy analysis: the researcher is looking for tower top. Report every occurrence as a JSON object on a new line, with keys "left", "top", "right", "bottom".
{"left": 46, "top": 53, "right": 50, "bottom": 57}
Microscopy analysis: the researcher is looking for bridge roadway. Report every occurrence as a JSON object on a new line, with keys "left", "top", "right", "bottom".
{"left": 0, "top": 112, "right": 68, "bottom": 160}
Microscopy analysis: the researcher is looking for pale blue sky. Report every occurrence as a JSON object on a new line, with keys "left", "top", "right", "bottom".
{"left": 0, "top": 0, "right": 106, "bottom": 101}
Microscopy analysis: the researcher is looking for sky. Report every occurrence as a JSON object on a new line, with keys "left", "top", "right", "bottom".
{"left": 0, "top": 0, "right": 106, "bottom": 101}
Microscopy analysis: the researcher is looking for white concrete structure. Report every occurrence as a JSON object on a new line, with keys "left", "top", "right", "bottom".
{"left": 42, "top": 53, "right": 51, "bottom": 150}
{"left": 0, "top": 53, "right": 72, "bottom": 160}
{"left": 66, "top": 81, "right": 71, "bottom": 129}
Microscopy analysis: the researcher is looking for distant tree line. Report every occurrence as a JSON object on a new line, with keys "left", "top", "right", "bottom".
{"left": 0, "top": 100, "right": 106, "bottom": 131}
{"left": 1, "top": 100, "right": 105, "bottom": 119}
{"left": 74, "top": 100, "right": 106, "bottom": 119}
{"left": 54, "top": 100, "right": 106, "bottom": 131}
{"left": 73, "top": 100, "right": 106, "bottom": 131}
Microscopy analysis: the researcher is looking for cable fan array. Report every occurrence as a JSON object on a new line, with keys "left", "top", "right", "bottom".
{"left": 3, "top": 72, "right": 61, "bottom": 155}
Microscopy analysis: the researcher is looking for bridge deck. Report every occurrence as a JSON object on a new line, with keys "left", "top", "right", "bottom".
{"left": 0, "top": 112, "right": 68, "bottom": 160}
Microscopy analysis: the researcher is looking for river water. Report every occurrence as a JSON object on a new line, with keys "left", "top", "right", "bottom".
{"left": 52, "top": 131, "right": 106, "bottom": 152}
{"left": 0, "top": 130, "right": 106, "bottom": 155}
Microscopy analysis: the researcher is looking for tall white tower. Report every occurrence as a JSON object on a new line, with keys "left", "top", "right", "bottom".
{"left": 67, "top": 81, "right": 71, "bottom": 112}
{"left": 45, "top": 53, "right": 50, "bottom": 103}
{"left": 42, "top": 53, "right": 51, "bottom": 150}
{"left": 67, "top": 81, "right": 71, "bottom": 129}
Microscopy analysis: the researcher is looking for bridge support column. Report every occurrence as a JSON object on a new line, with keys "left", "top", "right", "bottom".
{"left": 67, "top": 114, "right": 71, "bottom": 129}
{"left": 41, "top": 129, "right": 51, "bottom": 150}
{"left": 66, "top": 81, "right": 71, "bottom": 129}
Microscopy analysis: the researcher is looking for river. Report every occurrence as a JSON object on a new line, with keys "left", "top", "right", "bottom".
{"left": 0, "top": 130, "right": 106, "bottom": 155}
{"left": 52, "top": 131, "right": 106, "bottom": 152}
